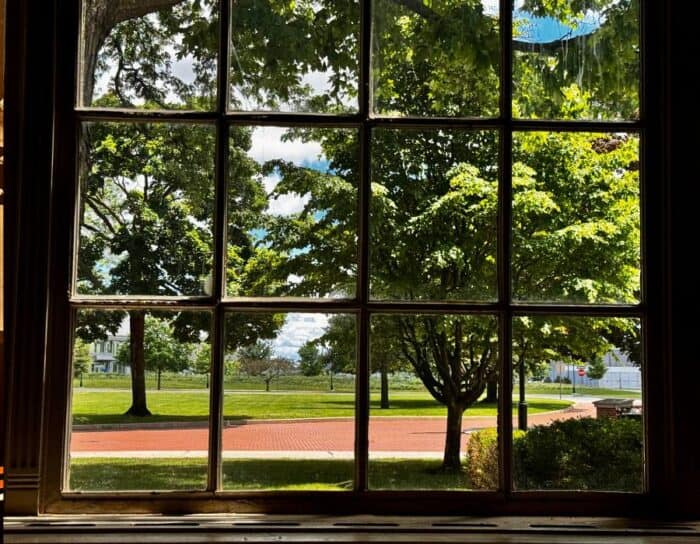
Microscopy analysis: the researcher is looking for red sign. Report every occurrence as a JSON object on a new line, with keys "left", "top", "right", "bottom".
{"left": 578, "top": 368, "right": 586, "bottom": 377}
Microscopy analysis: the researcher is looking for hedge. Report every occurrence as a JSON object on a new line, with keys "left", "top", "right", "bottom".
{"left": 466, "top": 417, "right": 643, "bottom": 491}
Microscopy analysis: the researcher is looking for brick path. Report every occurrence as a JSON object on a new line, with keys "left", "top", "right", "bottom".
{"left": 71, "top": 403, "right": 594, "bottom": 454}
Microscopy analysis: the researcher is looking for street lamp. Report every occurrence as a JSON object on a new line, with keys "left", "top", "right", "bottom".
{"left": 518, "top": 356, "right": 528, "bottom": 430}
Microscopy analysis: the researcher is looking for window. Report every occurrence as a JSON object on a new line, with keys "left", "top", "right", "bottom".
{"left": 5, "top": 0, "right": 667, "bottom": 515}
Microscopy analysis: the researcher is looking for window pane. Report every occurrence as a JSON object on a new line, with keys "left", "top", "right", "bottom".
{"left": 370, "top": 129, "right": 498, "bottom": 301}
{"left": 513, "top": 0, "right": 639, "bottom": 120}
{"left": 222, "top": 312, "right": 356, "bottom": 490}
{"left": 76, "top": 122, "right": 215, "bottom": 297}
{"left": 227, "top": 126, "right": 358, "bottom": 298}
{"left": 512, "top": 132, "right": 640, "bottom": 304}
{"left": 229, "top": 0, "right": 359, "bottom": 113}
{"left": 68, "top": 309, "right": 212, "bottom": 491}
{"left": 372, "top": 0, "right": 500, "bottom": 117}
{"left": 512, "top": 316, "right": 643, "bottom": 492}
{"left": 369, "top": 314, "right": 499, "bottom": 490}
{"left": 80, "top": 0, "right": 218, "bottom": 110}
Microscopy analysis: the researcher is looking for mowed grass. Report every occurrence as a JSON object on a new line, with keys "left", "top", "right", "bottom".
{"left": 71, "top": 390, "right": 573, "bottom": 425}
{"left": 524, "top": 383, "right": 642, "bottom": 399}
{"left": 69, "top": 458, "right": 468, "bottom": 491}
{"left": 74, "top": 373, "right": 642, "bottom": 398}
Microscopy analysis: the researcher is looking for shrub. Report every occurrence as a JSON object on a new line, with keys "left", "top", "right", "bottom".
{"left": 465, "top": 428, "right": 525, "bottom": 489}
{"left": 513, "top": 417, "right": 643, "bottom": 491}
{"left": 543, "top": 376, "right": 552, "bottom": 383}
{"left": 466, "top": 418, "right": 643, "bottom": 491}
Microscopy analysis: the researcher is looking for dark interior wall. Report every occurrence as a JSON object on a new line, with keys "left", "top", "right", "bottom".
{"left": 668, "top": 2, "right": 700, "bottom": 516}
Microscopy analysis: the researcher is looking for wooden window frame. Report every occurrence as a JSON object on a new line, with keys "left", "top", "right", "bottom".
{"left": 2, "top": 0, "right": 677, "bottom": 517}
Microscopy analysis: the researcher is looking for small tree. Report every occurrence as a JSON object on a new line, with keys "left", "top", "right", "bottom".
{"left": 586, "top": 356, "right": 608, "bottom": 381}
{"left": 238, "top": 340, "right": 293, "bottom": 392}
{"left": 191, "top": 343, "right": 211, "bottom": 388}
{"left": 73, "top": 338, "right": 92, "bottom": 387}
{"left": 298, "top": 342, "right": 324, "bottom": 377}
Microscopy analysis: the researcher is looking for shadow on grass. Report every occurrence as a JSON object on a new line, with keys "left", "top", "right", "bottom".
{"left": 70, "top": 458, "right": 469, "bottom": 491}
{"left": 69, "top": 458, "right": 208, "bottom": 491}
{"left": 72, "top": 414, "right": 213, "bottom": 426}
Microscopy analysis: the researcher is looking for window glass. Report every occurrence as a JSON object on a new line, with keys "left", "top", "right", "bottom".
{"left": 512, "top": 132, "right": 640, "bottom": 304}
{"left": 229, "top": 0, "right": 359, "bottom": 113}
{"left": 76, "top": 122, "right": 215, "bottom": 297}
{"left": 511, "top": 316, "right": 643, "bottom": 492}
{"left": 372, "top": 0, "right": 500, "bottom": 117}
{"left": 80, "top": 0, "right": 218, "bottom": 110}
{"left": 69, "top": 309, "right": 212, "bottom": 491}
{"left": 512, "top": 0, "right": 639, "bottom": 120}
{"left": 369, "top": 314, "right": 499, "bottom": 490}
{"left": 227, "top": 126, "right": 358, "bottom": 298}
{"left": 370, "top": 129, "right": 498, "bottom": 301}
{"left": 222, "top": 312, "right": 356, "bottom": 490}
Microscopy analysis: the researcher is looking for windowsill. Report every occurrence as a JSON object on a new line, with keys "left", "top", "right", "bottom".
{"left": 4, "top": 515, "right": 700, "bottom": 543}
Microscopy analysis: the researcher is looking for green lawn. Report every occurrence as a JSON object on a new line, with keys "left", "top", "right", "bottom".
{"left": 74, "top": 373, "right": 643, "bottom": 399}
{"left": 69, "top": 458, "right": 468, "bottom": 491}
{"left": 73, "top": 373, "right": 417, "bottom": 392}
{"left": 524, "top": 383, "right": 642, "bottom": 399}
{"left": 71, "top": 390, "right": 573, "bottom": 425}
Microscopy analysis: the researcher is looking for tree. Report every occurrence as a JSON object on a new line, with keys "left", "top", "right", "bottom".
{"left": 586, "top": 356, "right": 608, "bottom": 381}
{"left": 73, "top": 338, "right": 93, "bottom": 387}
{"left": 191, "top": 343, "right": 211, "bottom": 388}
{"left": 116, "top": 315, "right": 193, "bottom": 392}
{"left": 298, "top": 343, "right": 324, "bottom": 377}
{"left": 237, "top": 340, "right": 293, "bottom": 392}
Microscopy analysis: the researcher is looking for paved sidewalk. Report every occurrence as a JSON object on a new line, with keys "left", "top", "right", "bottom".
{"left": 71, "top": 403, "right": 595, "bottom": 456}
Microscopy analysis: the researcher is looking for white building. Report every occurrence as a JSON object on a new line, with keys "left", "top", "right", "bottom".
{"left": 90, "top": 335, "right": 130, "bottom": 374}
{"left": 547, "top": 349, "right": 641, "bottom": 390}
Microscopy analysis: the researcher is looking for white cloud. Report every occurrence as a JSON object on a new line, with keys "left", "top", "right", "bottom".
{"left": 261, "top": 172, "right": 311, "bottom": 216}
{"left": 482, "top": 0, "right": 500, "bottom": 15}
{"left": 271, "top": 313, "right": 329, "bottom": 361}
{"left": 249, "top": 127, "right": 323, "bottom": 166}
{"left": 267, "top": 192, "right": 311, "bottom": 216}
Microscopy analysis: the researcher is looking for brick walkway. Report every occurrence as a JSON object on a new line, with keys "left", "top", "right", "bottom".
{"left": 71, "top": 403, "right": 594, "bottom": 454}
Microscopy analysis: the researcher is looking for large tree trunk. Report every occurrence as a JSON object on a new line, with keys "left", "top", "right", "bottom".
{"left": 82, "top": 0, "right": 184, "bottom": 105}
{"left": 125, "top": 310, "right": 151, "bottom": 416}
{"left": 442, "top": 402, "right": 465, "bottom": 471}
{"left": 380, "top": 365, "right": 390, "bottom": 409}
{"left": 485, "top": 380, "right": 498, "bottom": 403}
{"left": 157, "top": 368, "right": 162, "bottom": 390}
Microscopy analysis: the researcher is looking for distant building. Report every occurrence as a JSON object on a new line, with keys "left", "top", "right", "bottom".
{"left": 91, "top": 335, "right": 130, "bottom": 374}
{"left": 547, "top": 349, "right": 641, "bottom": 390}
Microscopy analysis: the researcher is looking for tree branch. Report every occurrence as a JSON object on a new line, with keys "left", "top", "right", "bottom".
{"left": 85, "top": 197, "right": 119, "bottom": 236}
{"left": 114, "top": 0, "right": 185, "bottom": 25}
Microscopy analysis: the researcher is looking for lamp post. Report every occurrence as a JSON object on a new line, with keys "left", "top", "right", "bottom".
{"left": 518, "top": 357, "right": 528, "bottom": 430}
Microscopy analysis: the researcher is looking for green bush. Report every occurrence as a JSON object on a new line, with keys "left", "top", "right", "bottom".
{"left": 466, "top": 418, "right": 643, "bottom": 491}
{"left": 465, "top": 428, "right": 525, "bottom": 489}
{"left": 513, "top": 417, "right": 643, "bottom": 491}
